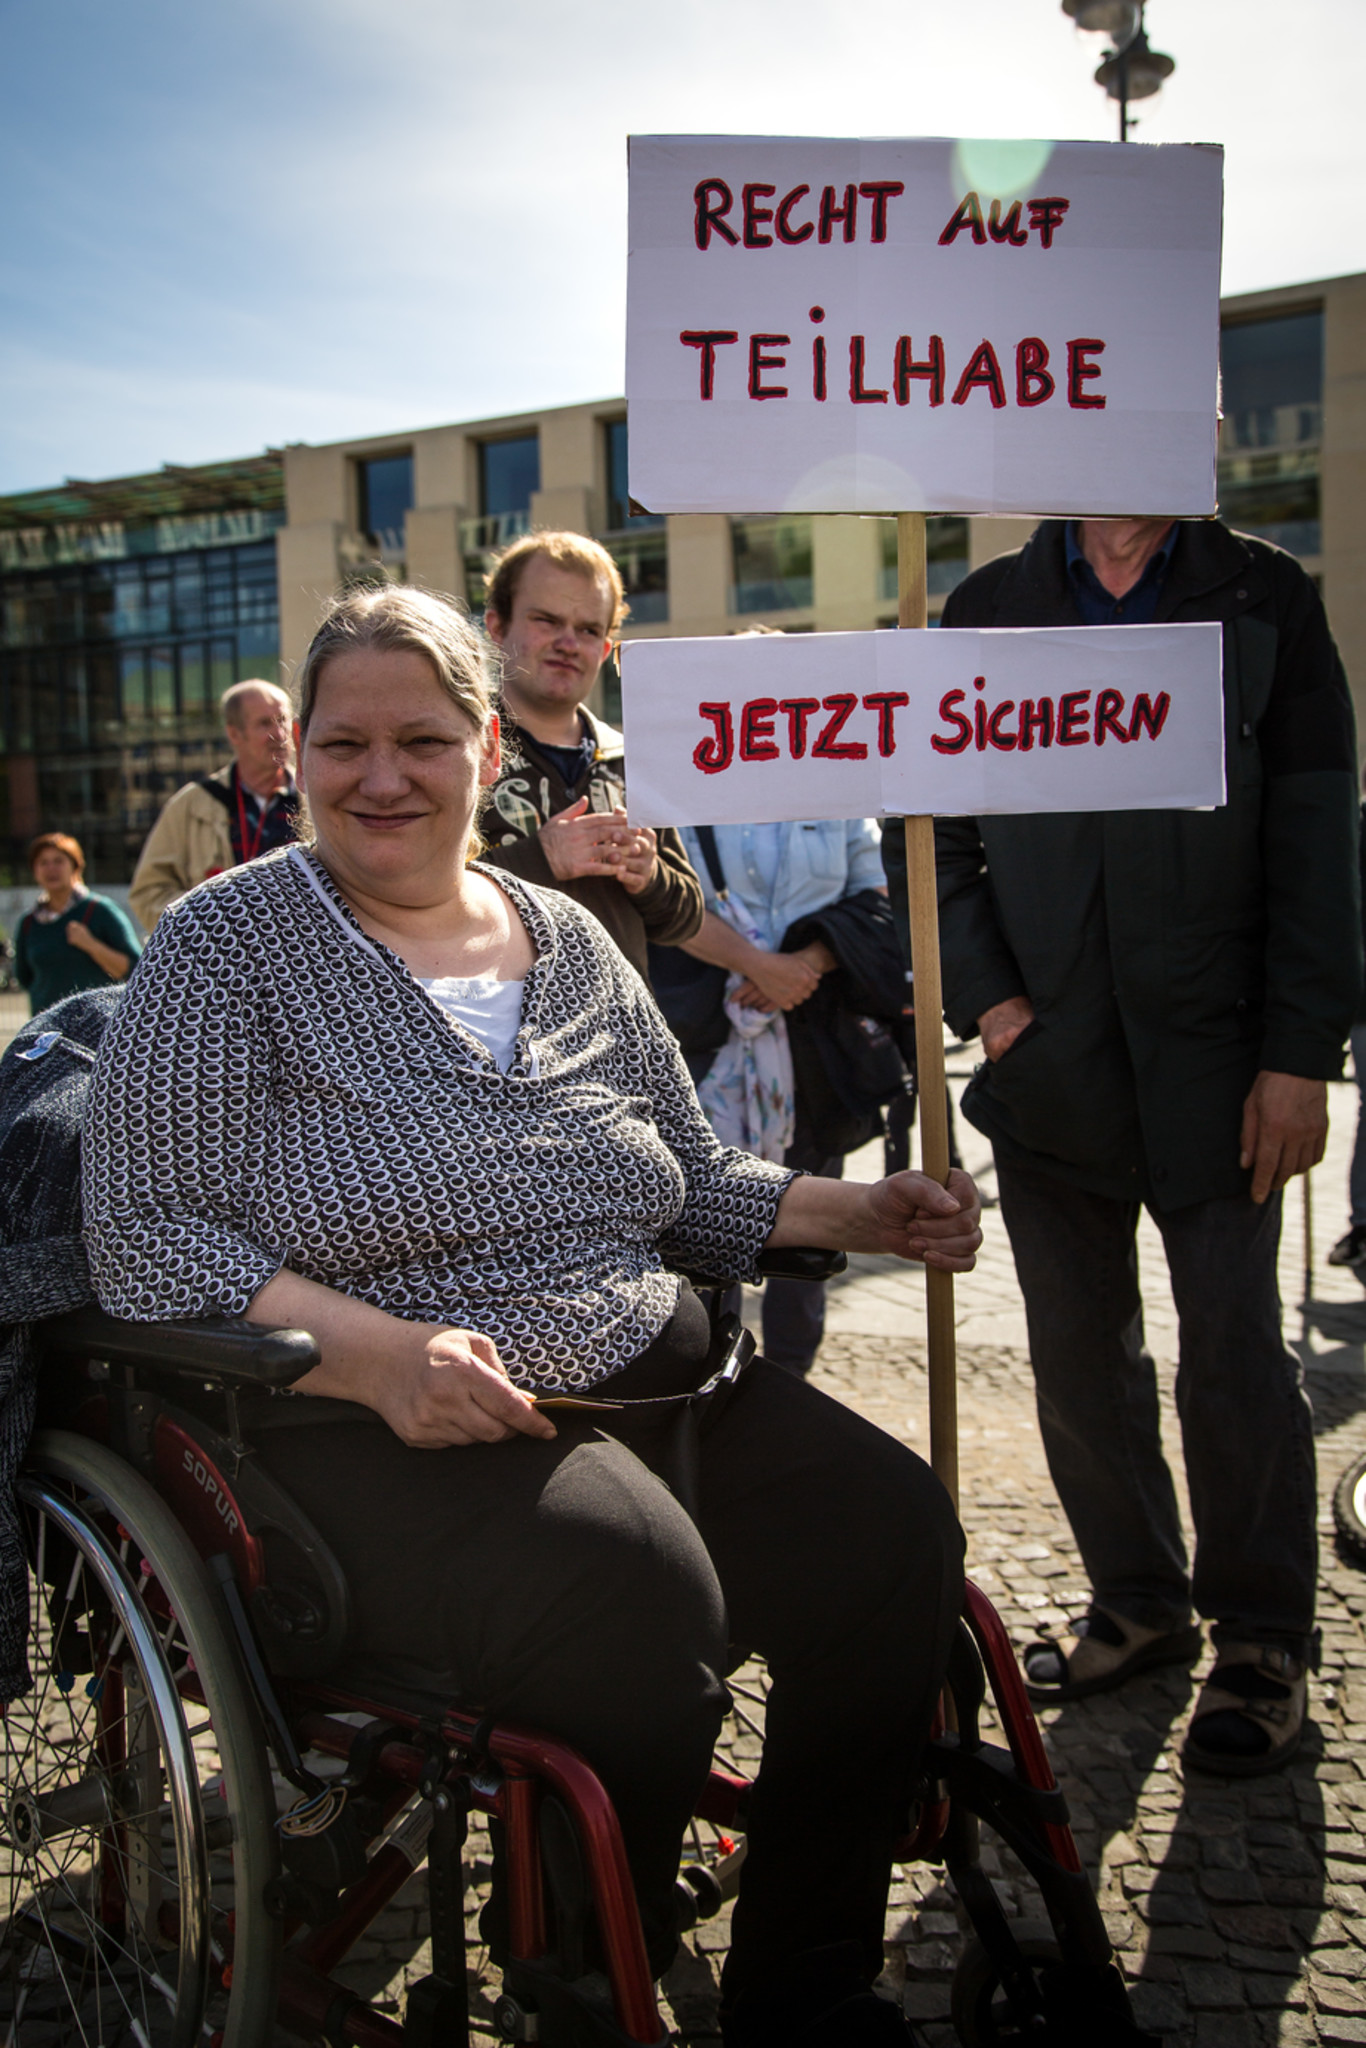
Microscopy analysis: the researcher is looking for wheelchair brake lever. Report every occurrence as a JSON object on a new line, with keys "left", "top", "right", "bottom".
{"left": 208, "top": 1550, "right": 326, "bottom": 1795}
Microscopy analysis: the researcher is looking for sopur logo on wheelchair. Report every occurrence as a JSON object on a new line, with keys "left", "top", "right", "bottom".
{"left": 0, "top": 1289, "right": 1155, "bottom": 2048}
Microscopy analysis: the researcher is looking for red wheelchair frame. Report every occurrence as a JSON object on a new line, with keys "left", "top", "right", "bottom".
{"left": 0, "top": 1305, "right": 1151, "bottom": 2047}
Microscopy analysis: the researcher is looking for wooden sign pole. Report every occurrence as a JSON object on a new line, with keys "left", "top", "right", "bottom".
{"left": 898, "top": 512, "right": 959, "bottom": 1510}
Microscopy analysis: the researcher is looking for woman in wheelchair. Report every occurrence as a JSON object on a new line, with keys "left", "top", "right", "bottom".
{"left": 82, "top": 585, "right": 981, "bottom": 2048}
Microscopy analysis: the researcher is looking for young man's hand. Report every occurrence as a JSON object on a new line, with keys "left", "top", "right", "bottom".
{"left": 616, "top": 823, "right": 660, "bottom": 896}
{"left": 538, "top": 797, "right": 631, "bottom": 881}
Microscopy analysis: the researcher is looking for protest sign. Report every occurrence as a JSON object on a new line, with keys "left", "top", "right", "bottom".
{"left": 621, "top": 622, "right": 1225, "bottom": 827}
{"left": 626, "top": 135, "right": 1223, "bottom": 518}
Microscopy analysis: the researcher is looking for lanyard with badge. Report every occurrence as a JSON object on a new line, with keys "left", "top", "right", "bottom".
{"left": 234, "top": 774, "right": 274, "bottom": 864}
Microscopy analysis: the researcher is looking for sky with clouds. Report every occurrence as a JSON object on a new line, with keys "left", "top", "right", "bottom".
{"left": 2, "top": 0, "right": 1361, "bottom": 493}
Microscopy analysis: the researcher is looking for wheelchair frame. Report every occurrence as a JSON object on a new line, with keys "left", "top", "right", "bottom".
{"left": 0, "top": 1301, "right": 1150, "bottom": 2047}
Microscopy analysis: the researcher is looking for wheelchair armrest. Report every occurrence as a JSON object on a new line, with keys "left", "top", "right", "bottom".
{"left": 40, "top": 1306, "right": 320, "bottom": 1389}
{"left": 754, "top": 1246, "right": 847, "bottom": 1283}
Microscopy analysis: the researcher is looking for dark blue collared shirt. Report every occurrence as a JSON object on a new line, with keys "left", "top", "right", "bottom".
{"left": 1064, "top": 521, "right": 1178, "bottom": 625}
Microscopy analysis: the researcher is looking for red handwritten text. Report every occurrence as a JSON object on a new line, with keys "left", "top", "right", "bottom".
{"left": 693, "top": 692, "right": 910, "bottom": 774}
{"left": 931, "top": 679, "right": 1171, "bottom": 755}
{"left": 694, "top": 178, "right": 906, "bottom": 250}
{"left": 938, "top": 194, "right": 1070, "bottom": 248}
{"left": 680, "top": 332, "right": 1104, "bottom": 411}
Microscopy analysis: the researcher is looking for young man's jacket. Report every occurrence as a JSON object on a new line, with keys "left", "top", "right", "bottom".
{"left": 912, "top": 518, "right": 1361, "bottom": 1213}
{"left": 129, "top": 766, "right": 299, "bottom": 931}
{"left": 482, "top": 708, "right": 703, "bottom": 980}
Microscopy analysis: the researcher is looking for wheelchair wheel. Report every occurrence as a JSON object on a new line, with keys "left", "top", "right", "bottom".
{"left": 951, "top": 1935, "right": 1149, "bottom": 2046}
{"left": 951, "top": 1935, "right": 1059, "bottom": 2044}
{"left": 0, "top": 1431, "right": 279, "bottom": 2046}
{"left": 1333, "top": 1451, "right": 1366, "bottom": 1566}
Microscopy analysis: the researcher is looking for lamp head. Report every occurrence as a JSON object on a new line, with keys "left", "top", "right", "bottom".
{"left": 1062, "top": 0, "right": 1141, "bottom": 41}
{"left": 1095, "top": 25, "right": 1176, "bottom": 100}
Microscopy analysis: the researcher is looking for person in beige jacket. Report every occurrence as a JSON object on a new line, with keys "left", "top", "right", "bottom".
{"left": 130, "top": 680, "right": 299, "bottom": 929}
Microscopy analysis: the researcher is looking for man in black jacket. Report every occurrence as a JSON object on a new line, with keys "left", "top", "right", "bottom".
{"left": 885, "top": 514, "right": 1360, "bottom": 1775}
{"left": 482, "top": 533, "right": 702, "bottom": 979}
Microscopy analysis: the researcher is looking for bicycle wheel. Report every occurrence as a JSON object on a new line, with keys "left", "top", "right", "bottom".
{"left": 1333, "top": 1450, "right": 1366, "bottom": 1567}
{"left": 0, "top": 1430, "right": 280, "bottom": 2046}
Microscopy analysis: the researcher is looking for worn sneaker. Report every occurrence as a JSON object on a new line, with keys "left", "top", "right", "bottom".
{"left": 1327, "top": 1225, "right": 1366, "bottom": 1267}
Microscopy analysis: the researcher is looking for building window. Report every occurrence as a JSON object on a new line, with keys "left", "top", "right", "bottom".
{"left": 480, "top": 435, "right": 539, "bottom": 530}
{"left": 730, "top": 518, "right": 813, "bottom": 615}
{"left": 606, "top": 530, "right": 668, "bottom": 627}
{"left": 877, "top": 517, "right": 969, "bottom": 603}
{"left": 604, "top": 420, "right": 664, "bottom": 533}
{"left": 461, "top": 435, "right": 542, "bottom": 606}
{"left": 600, "top": 421, "right": 668, "bottom": 625}
{"left": 1221, "top": 311, "right": 1322, "bottom": 451}
{"left": 1218, "top": 310, "right": 1323, "bottom": 558}
{"left": 357, "top": 453, "right": 413, "bottom": 561}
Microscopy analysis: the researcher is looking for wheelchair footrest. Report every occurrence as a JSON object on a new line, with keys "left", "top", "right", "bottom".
{"left": 499, "top": 1963, "right": 669, "bottom": 2048}
{"left": 405, "top": 1973, "right": 470, "bottom": 2046}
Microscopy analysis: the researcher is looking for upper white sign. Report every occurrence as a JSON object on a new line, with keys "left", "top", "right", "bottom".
{"left": 626, "top": 136, "right": 1224, "bottom": 518}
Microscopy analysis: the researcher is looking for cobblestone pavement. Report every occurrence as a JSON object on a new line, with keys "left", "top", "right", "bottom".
{"left": 0, "top": 991, "right": 27, "bottom": 1052}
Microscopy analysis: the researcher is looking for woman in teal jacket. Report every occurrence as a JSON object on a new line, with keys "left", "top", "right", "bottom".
{"left": 14, "top": 833, "right": 142, "bottom": 1016}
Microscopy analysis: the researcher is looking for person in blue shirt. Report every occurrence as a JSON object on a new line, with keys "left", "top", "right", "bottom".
{"left": 15, "top": 833, "right": 142, "bottom": 1016}
{"left": 676, "top": 817, "right": 887, "bottom": 1374}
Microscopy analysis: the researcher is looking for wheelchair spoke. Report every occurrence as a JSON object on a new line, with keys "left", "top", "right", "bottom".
{"left": 5, "top": 1445, "right": 280, "bottom": 2047}
{"left": 2, "top": 1485, "right": 214, "bottom": 2045}
{"left": 725, "top": 1697, "right": 766, "bottom": 1742}
{"left": 726, "top": 1678, "right": 770, "bottom": 1707}
{"left": 5, "top": 1775, "right": 171, "bottom": 2041}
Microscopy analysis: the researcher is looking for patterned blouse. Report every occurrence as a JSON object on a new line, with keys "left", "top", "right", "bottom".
{"left": 83, "top": 847, "right": 794, "bottom": 1393}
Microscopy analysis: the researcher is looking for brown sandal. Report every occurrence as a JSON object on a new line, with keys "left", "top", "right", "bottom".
{"left": 1182, "top": 1641, "right": 1308, "bottom": 1777}
{"left": 1023, "top": 1606, "right": 1202, "bottom": 1703}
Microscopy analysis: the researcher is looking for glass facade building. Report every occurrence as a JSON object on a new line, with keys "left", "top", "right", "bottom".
{"left": 0, "top": 457, "right": 283, "bottom": 884}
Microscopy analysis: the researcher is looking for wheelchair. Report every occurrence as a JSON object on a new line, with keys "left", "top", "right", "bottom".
{"left": 1, "top": 1267, "right": 1152, "bottom": 2047}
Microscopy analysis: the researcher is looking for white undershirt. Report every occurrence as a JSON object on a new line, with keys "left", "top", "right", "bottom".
{"left": 419, "top": 974, "right": 527, "bottom": 1072}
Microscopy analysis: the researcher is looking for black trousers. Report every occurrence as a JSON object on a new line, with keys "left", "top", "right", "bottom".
{"left": 256, "top": 1355, "right": 963, "bottom": 1995}
{"left": 995, "top": 1154, "right": 1316, "bottom": 1654}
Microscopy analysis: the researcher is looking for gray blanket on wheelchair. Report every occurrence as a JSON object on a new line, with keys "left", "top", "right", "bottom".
{"left": 0, "top": 989, "right": 120, "bottom": 1700}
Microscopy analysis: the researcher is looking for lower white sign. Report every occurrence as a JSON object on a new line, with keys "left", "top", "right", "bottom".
{"left": 621, "top": 624, "right": 1225, "bottom": 824}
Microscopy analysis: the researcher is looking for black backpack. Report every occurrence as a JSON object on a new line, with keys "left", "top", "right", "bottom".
{"left": 0, "top": 986, "right": 122, "bottom": 1327}
{"left": 646, "top": 827, "right": 731, "bottom": 1077}
{"left": 0, "top": 987, "right": 121, "bottom": 1699}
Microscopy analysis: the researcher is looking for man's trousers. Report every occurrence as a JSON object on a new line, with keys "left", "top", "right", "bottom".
{"left": 995, "top": 1154, "right": 1317, "bottom": 1657}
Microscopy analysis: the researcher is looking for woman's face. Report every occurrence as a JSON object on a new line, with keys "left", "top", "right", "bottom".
{"left": 33, "top": 848, "right": 78, "bottom": 895}
{"left": 299, "top": 647, "right": 499, "bottom": 902}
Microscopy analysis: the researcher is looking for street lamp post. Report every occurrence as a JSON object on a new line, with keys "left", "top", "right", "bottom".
{"left": 1061, "top": 0, "right": 1176, "bottom": 140}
